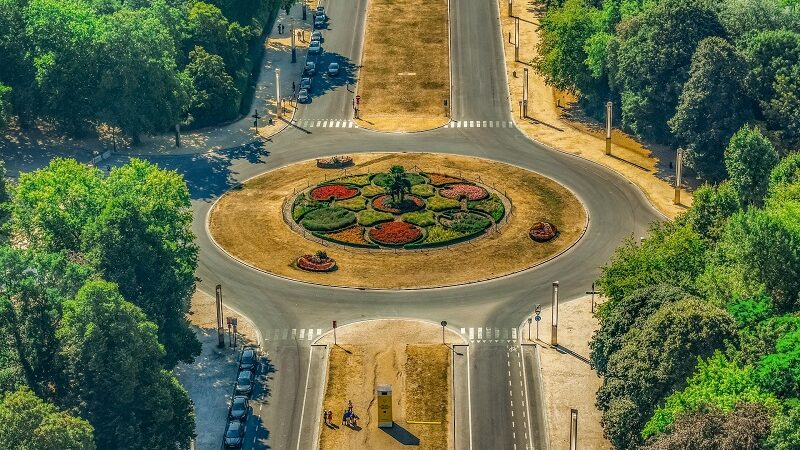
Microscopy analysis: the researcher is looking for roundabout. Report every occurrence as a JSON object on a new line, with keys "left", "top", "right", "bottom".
{"left": 208, "top": 152, "right": 587, "bottom": 289}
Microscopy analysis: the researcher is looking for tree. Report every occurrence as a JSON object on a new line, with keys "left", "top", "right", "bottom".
{"left": 597, "top": 221, "right": 707, "bottom": 303}
{"left": 641, "top": 403, "right": 772, "bottom": 450}
{"left": 766, "top": 401, "right": 800, "bottom": 450}
{"left": 591, "top": 284, "right": 694, "bottom": 375}
{"left": 388, "top": 165, "right": 411, "bottom": 204}
{"left": 0, "top": 83, "right": 11, "bottom": 129}
{"left": 0, "top": 388, "right": 95, "bottom": 450}
{"left": 611, "top": 0, "right": 725, "bottom": 142}
{"left": 757, "top": 328, "right": 800, "bottom": 397}
{"left": 678, "top": 182, "right": 740, "bottom": 242}
{"left": 597, "top": 298, "right": 737, "bottom": 450}
{"left": 57, "top": 280, "right": 195, "bottom": 450}
{"left": 724, "top": 125, "right": 779, "bottom": 208}
{"left": 183, "top": 46, "right": 239, "bottom": 127}
{"left": 765, "top": 63, "right": 800, "bottom": 149}
{"left": 670, "top": 37, "right": 751, "bottom": 181}
{"left": 769, "top": 152, "right": 800, "bottom": 191}
{"left": 0, "top": 160, "right": 9, "bottom": 238}
{"left": 717, "top": 0, "right": 795, "bottom": 44}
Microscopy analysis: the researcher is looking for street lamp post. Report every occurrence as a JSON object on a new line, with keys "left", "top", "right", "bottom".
{"left": 215, "top": 284, "right": 225, "bottom": 348}
{"left": 523, "top": 68, "right": 529, "bottom": 118}
{"left": 275, "top": 69, "right": 282, "bottom": 119}
{"left": 605, "top": 101, "right": 613, "bottom": 155}
{"left": 570, "top": 409, "right": 578, "bottom": 450}
{"left": 514, "top": 18, "right": 520, "bottom": 62}
{"left": 535, "top": 304, "right": 542, "bottom": 341}
{"left": 291, "top": 23, "right": 296, "bottom": 63}
{"left": 508, "top": 0, "right": 512, "bottom": 16}
{"left": 551, "top": 282, "right": 559, "bottom": 346}
{"left": 441, "top": 321, "right": 448, "bottom": 345}
{"left": 527, "top": 317, "right": 532, "bottom": 342}
{"left": 252, "top": 109, "right": 261, "bottom": 133}
{"left": 586, "top": 283, "right": 600, "bottom": 314}
{"left": 674, "top": 147, "right": 683, "bottom": 205}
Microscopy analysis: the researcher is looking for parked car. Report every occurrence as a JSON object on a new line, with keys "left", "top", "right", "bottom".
{"left": 311, "top": 30, "right": 322, "bottom": 42}
{"left": 315, "top": 10, "right": 326, "bottom": 21}
{"left": 298, "top": 89, "right": 310, "bottom": 103}
{"left": 327, "top": 62, "right": 340, "bottom": 76}
{"left": 239, "top": 347, "right": 258, "bottom": 372}
{"left": 314, "top": 17, "right": 325, "bottom": 29}
{"left": 309, "top": 41, "right": 322, "bottom": 54}
{"left": 224, "top": 420, "right": 245, "bottom": 448}
{"left": 316, "top": 5, "right": 324, "bottom": 13}
{"left": 235, "top": 370, "right": 255, "bottom": 396}
{"left": 304, "top": 61, "right": 316, "bottom": 76}
{"left": 229, "top": 395, "right": 250, "bottom": 421}
{"left": 300, "top": 77, "right": 312, "bottom": 91}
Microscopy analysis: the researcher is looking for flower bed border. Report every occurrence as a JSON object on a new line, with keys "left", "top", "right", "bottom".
{"left": 296, "top": 254, "right": 337, "bottom": 272}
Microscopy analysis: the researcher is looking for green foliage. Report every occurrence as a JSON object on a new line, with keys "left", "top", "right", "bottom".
{"left": 427, "top": 196, "right": 460, "bottom": 211}
{"left": 726, "top": 294, "right": 775, "bottom": 329}
{"left": 422, "top": 225, "right": 467, "bottom": 244}
{"left": 448, "top": 212, "right": 491, "bottom": 234}
{"left": 332, "top": 174, "right": 371, "bottom": 186}
{"left": 611, "top": 0, "right": 725, "bottom": 142}
{"left": 597, "top": 298, "right": 737, "bottom": 450}
{"left": 360, "top": 184, "right": 385, "bottom": 197}
{"left": 183, "top": 46, "right": 239, "bottom": 128}
{"left": 670, "top": 37, "right": 751, "bottom": 181}
{"left": 371, "top": 171, "right": 426, "bottom": 188}
{"left": 301, "top": 207, "right": 356, "bottom": 231}
{"left": 643, "top": 353, "right": 777, "bottom": 439}
{"left": 724, "top": 125, "right": 779, "bottom": 207}
{"left": 334, "top": 196, "right": 367, "bottom": 212}
{"left": 12, "top": 158, "right": 201, "bottom": 367}
{"left": 766, "top": 401, "right": 800, "bottom": 450}
{"left": 757, "top": 329, "right": 800, "bottom": 397}
{"left": 58, "top": 280, "right": 195, "bottom": 449}
{"left": 591, "top": 284, "right": 693, "bottom": 376}
{"left": 769, "top": 152, "right": 800, "bottom": 193}
{"left": 0, "top": 83, "right": 10, "bottom": 129}
{"left": 678, "top": 182, "right": 740, "bottom": 242}
{"left": 402, "top": 210, "right": 435, "bottom": 227}
{"left": 468, "top": 194, "right": 505, "bottom": 222}
{"left": 0, "top": 388, "right": 95, "bottom": 450}
{"left": 0, "top": 160, "right": 9, "bottom": 239}
{"left": 410, "top": 183, "right": 434, "bottom": 198}
{"left": 292, "top": 194, "right": 325, "bottom": 221}
{"left": 597, "top": 222, "right": 707, "bottom": 303}
{"left": 356, "top": 210, "right": 393, "bottom": 226}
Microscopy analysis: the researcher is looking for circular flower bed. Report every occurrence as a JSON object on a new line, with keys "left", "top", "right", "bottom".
{"left": 372, "top": 195, "right": 425, "bottom": 213}
{"left": 290, "top": 167, "right": 509, "bottom": 249}
{"left": 529, "top": 221, "right": 558, "bottom": 242}
{"left": 297, "top": 251, "right": 337, "bottom": 272}
{"left": 317, "top": 155, "right": 353, "bottom": 168}
{"left": 310, "top": 184, "right": 359, "bottom": 201}
{"left": 368, "top": 221, "right": 422, "bottom": 246}
{"left": 439, "top": 184, "right": 489, "bottom": 201}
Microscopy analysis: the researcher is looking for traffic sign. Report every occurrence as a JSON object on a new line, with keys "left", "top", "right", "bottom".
{"left": 535, "top": 315, "right": 541, "bottom": 322}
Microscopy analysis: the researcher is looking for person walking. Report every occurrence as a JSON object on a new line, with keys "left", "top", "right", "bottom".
{"left": 327, "top": 410, "right": 333, "bottom": 426}
{"left": 323, "top": 408, "right": 328, "bottom": 426}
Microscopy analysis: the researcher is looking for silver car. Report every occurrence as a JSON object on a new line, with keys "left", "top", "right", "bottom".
{"left": 309, "top": 41, "right": 322, "bottom": 54}
{"left": 298, "top": 89, "right": 310, "bottom": 103}
{"left": 235, "top": 370, "right": 254, "bottom": 396}
{"left": 327, "top": 62, "right": 340, "bottom": 76}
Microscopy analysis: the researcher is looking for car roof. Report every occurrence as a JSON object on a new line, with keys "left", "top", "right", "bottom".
{"left": 228, "top": 421, "right": 242, "bottom": 430}
{"left": 233, "top": 396, "right": 247, "bottom": 403}
{"left": 330, "top": 63, "right": 339, "bottom": 67}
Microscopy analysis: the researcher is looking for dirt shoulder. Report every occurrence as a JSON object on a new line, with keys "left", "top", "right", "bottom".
{"left": 316, "top": 320, "right": 460, "bottom": 450}
{"left": 208, "top": 152, "right": 586, "bottom": 289}
{"left": 499, "top": 0, "right": 691, "bottom": 218}
{"left": 355, "top": 0, "right": 450, "bottom": 132}
{"left": 523, "top": 295, "right": 610, "bottom": 450}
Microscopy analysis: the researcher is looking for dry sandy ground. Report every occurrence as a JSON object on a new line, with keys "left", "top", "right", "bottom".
{"left": 355, "top": 0, "right": 450, "bottom": 132}
{"left": 209, "top": 152, "right": 586, "bottom": 289}
{"left": 316, "top": 320, "right": 462, "bottom": 450}
{"left": 522, "top": 295, "right": 610, "bottom": 450}
{"left": 499, "top": 0, "right": 692, "bottom": 218}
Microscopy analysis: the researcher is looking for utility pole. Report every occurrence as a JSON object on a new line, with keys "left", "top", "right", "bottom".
{"left": 508, "top": 0, "right": 512, "bottom": 16}
{"left": 605, "top": 101, "right": 613, "bottom": 155}
{"left": 275, "top": 69, "right": 282, "bottom": 119}
{"left": 291, "top": 23, "right": 296, "bottom": 63}
{"left": 551, "top": 281, "right": 559, "bottom": 346}
{"left": 523, "top": 68, "right": 529, "bottom": 118}
{"left": 333, "top": 320, "right": 337, "bottom": 346}
{"left": 252, "top": 109, "right": 261, "bottom": 133}
{"left": 586, "top": 283, "right": 600, "bottom": 314}
{"left": 441, "top": 321, "right": 448, "bottom": 345}
{"left": 570, "top": 409, "right": 578, "bottom": 450}
{"left": 674, "top": 148, "right": 683, "bottom": 205}
{"left": 175, "top": 123, "right": 181, "bottom": 147}
{"left": 514, "top": 17, "right": 520, "bottom": 62}
{"left": 216, "top": 284, "right": 225, "bottom": 348}
{"left": 527, "top": 317, "right": 532, "bottom": 342}
{"left": 535, "top": 304, "right": 542, "bottom": 341}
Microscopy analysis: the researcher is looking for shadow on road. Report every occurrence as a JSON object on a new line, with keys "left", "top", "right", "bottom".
{"left": 300, "top": 48, "right": 358, "bottom": 103}
{"left": 381, "top": 423, "right": 420, "bottom": 445}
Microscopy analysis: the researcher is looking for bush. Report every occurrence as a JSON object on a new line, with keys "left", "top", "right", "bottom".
{"left": 449, "top": 212, "right": 491, "bottom": 234}
{"left": 468, "top": 194, "right": 505, "bottom": 222}
{"left": 422, "top": 225, "right": 467, "bottom": 244}
{"left": 427, "top": 196, "right": 461, "bottom": 211}
{"left": 357, "top": 210, "right": 394, "bottom": 226}
{"left": 402, "top": 210, "right": 436, "bottom": 227}
{"left": 332, "top": 174, "right": 371, "bottom": 186}
{"left": 372, "top": 172, "right": 427, "bottom": 187}
{"left": 335, "top": 196, "right": 367, "bottom": 211}
{"left": 360, "top": 184, "right": 385, "bottom": 197}
{"left": 292, "top": 195, "right": 326, "bottom": 221}
{"left": 300, "top": 207, "right": 356, "bottom": 231}
{"left": 410, "top": 183, "right": 435, "bottom": 197}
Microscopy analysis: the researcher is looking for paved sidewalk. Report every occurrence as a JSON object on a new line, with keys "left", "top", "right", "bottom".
{"left": 498, "top": 0, "right": 691, "bottom": 218}
{"left": 0, "top": 2, "right": 314, "bottom": 159}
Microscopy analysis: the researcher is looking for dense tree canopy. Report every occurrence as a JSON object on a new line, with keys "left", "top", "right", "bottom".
{"left": 0, "top": 388, "right": 95, "bottom": 450}
{"left": 724, "top": 125, "right": 779, "bottom": 207}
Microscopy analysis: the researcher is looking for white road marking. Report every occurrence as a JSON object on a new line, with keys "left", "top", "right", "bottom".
{"left": 291, "top": 329, "right": 297, "bottom": 339}
{"left": 520, "top": 346, "right": 535, "bottom": 450}
{"left": 295, "top": 347, "right": 314, "bottom": 450}
{"left": 469, "top": 328, "right": 474, "bottom": 340}
{"left": 307, "top": 328, "right": 314, "bottom": 340}
{"left": 461, "top": 327, "right": 466, "bottom": 335}
{"left": 299, "top": 329, "right": 306, "bottom": 339}
{"left": 477, "top": 328, "right": 483, "bottom": 340}
{"left": 317, "top": 328, "right": 322, "bottom": 336}
{"left": 495, "top": 328, "right": 500, "bottom": 339}
{"left": 282, "top": 329, "right": 288, "bottom": 340}
{"left": 512, "top": 328, "right": 517, "bottom": 340}
{"left": 466, "top": 346, "right": 473, "bottom": 450}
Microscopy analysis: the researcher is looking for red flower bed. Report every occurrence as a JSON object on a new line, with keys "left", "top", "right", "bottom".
{"left": 297, "top": 254, "right": 337, "bottom": 271}
{"left": 368, "top": 222, "right": 422, "bottom": 245}
{"left": 529, "top": 222, "right": 558, "bottom": 242}
{"left": 439, "top": 183, "right": 488, "bottom": 201}
{"left": 310, "top": 184, "right": 359, "bottom": 201}
{"left": 372, "top": 194, "right": 425, "bottom": 213}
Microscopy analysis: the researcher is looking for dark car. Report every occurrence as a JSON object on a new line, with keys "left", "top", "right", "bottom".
{"left": 239, "top": 347, "right": 258, "bottom": 372}
{"left": 315, "top": 10, "right": 326, "bottom": 21}
{"left": 311, "top": 30, "right": 322, "bottom": 42}
{"left": 304, "top": 61, "right": 316, "bottom": 76}
{"left": 327, "top": 62, "right": 340, "bottom": 76}
{"left": 300, "top": 77, "right": 312, "bottom": 92}
{"left": 224, "top": 420, "right": 245, "bottom": 448}
{"left": 316, "top": 5, "right": 324, "bottom": 13}
{"left": 314, "top": 17, "right": 325, "bottom": 29}
{"left": 229, "top": 395, "right": 250, "bottom": 421}
{"left": 235, "top": 370, "right": 255, "bottom": 396}
{"left": 298, "top": 89, "right": 310, "bottom": 103}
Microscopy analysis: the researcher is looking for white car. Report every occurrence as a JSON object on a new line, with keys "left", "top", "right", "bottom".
{"left": 298, "top": 89, "right": 310, "bottom": 103}
{"left": 309, "top": 41, "right": 322, "bottom": 54}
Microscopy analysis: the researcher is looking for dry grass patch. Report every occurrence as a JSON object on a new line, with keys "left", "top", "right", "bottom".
{"left": 405, "top": 345, "right": 450, "bottom": 450}
{"left": 209, "top": 152, "right": 586, "bottom": 289}
{"left": 357, "top": 0, "right": 450, "bottom": 131}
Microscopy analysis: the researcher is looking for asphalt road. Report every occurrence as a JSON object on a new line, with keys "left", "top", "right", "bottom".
{"left": 0, "top": 0, "right": 662, "bottom": 448}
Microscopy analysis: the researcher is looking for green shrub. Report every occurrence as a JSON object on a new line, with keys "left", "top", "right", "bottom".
{"left": 423, "top": 225, "right": 468, "bottom": 244}
{"left": 357, "top": 210, "right": 394, "bottom": 226}
{"left": 468, "top": 194, "right": 505, "bottom": 222}
{"left": 411, "top": 184, "right": 435, "bottom": 197}
{"left": 335, "top": 196, "right": 367, "bottom": 211}
{"left": 361, "top": 184, "right": 385, "bottom": 197}
{"left": 402, "top": 210, "right": 436, "bottom": 227}
{"left": 427, "top": 196, "right": 461, "bottom": 211}
{"left": 292, "top": 195, "right": 327, "bottom": 220}
{"left": 372, "top": 172, "right": 427, "bottom": 187}
{"left": 301, "top": 207, "right": 356, "bottom": 231}
{"left": 331, "top": 174, "right": 371, "bottom": 186}
{"left": 449, "top": 212, "right": 491, "bottom": 234}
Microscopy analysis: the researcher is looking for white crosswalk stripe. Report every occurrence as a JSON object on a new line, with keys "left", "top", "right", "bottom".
{"left": 293, "top": 119, "right": 357, "bottom": 129}
{"left": 445, "top": 120, "right": 515, "bottom": 129}
{"left": 457, "top": 327, "right": 523, "bottom": 344}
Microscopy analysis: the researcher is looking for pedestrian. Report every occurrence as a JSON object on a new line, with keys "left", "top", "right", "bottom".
{"left": 327, "top": 410, "right": 333, "bottom": 426}
{"left": 292, "top": 81, "right": 296, "bottom": 92}
{"left": 342, "top": 411, "right": 348, "bottom": 426}
{"left": 323, "top": 408, "right": 328, "bottom": 425}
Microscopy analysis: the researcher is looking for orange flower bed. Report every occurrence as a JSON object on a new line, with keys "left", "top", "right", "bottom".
{"left": 427, "top": 173, "right": 464, "bottom": 186}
